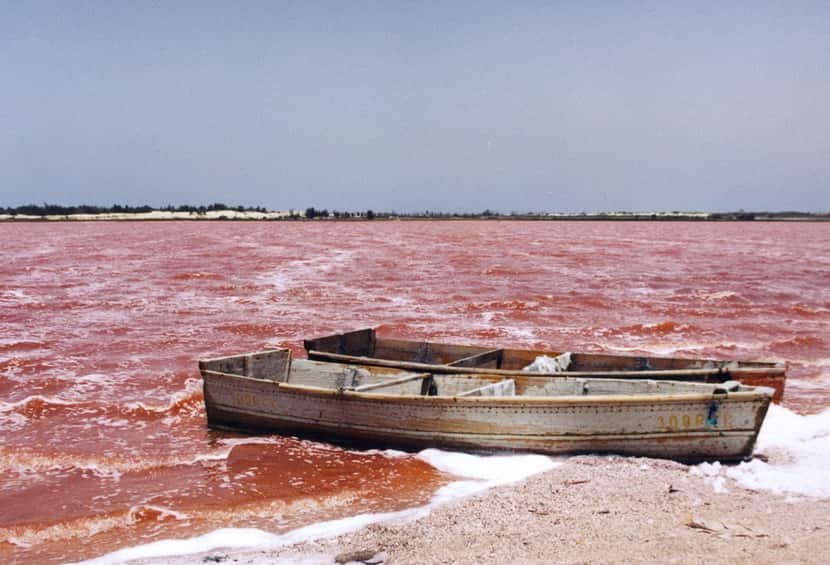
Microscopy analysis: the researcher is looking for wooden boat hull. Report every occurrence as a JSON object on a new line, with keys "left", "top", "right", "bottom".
{"left": 201, "top": 354, "right": 772, "bottom": 462}
{"left": 304, "top": 328, "right": 786, "bottom": 402}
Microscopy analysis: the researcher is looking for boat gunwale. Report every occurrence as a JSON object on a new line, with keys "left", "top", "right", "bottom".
{"left": 198, "top": 348, "right": 291, "bottom": 365}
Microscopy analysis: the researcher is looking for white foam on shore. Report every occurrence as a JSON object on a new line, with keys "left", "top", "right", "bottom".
{"left": 693, "top": 404, "right": 830, "bottom": 498}
{"left": 79, "top": 450, "right": 558, "bottom": 564}
{"left": 418, "top": 448, "right": 557, "bottom": 484}
{"left": 74, "top": 527, "right": 284, "bottom": 563}
{"left": 421, "top": 449, "right": 559, "bottom": 504}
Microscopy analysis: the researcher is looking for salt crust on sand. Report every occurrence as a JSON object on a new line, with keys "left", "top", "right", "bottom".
{"left": 692, "top": 405, "right": 830, "bottom": 498}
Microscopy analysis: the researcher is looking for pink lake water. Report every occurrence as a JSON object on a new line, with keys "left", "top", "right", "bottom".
{"left": 1, "top": 220, "right": 828, "bottom": 562}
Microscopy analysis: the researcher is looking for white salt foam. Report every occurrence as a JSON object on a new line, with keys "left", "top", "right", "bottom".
{"left": 692, "top": 404, "right": 830, "bottom": 498}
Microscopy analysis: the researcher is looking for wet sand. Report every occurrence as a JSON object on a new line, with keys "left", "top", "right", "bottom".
{"left": 135, "top": 454, "right": 830, "bottom": 564}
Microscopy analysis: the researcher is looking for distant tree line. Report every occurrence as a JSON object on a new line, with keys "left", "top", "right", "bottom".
{"left": 302, "top": 209, "right": 503, "bottom": 219}
{"left": 1, "top": 204, "right": 826, "bottom": 222}
{"left": 0, "top": 203, "right": 269, "bottom": 216}
{"left": 298, "top": 209, "right": 829, "bottom": 221}
{"left": 303, "top": 207, "right": 376, "bottom": 219}
{"left": 0, "top": 203, "right": 506, "bottom": 219}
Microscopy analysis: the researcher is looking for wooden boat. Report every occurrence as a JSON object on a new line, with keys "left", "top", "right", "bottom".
{"left": 304, "top": 328, "right": 786, "bottom": 402}
{"left": 199, "top": 348, "right": 773, "bottom": 462}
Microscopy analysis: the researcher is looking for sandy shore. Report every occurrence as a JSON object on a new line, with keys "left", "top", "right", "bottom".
{"left": 131, "top": 454, "right": 830, "bottom": 564}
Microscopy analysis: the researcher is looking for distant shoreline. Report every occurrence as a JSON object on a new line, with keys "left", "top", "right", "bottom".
{"left": 2, "top": 210, "right": 829, "bottom": 222}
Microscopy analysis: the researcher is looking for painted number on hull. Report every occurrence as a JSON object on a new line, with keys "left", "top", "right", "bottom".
{"left": 236, "top": 392, "right": 260, "bottom": 408}
{"left": 658, "top": 413, "right": 732, "bottom": 430}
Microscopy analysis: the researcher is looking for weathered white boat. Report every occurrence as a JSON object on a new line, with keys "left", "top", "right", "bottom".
{"left": 304, "top": 328, "right": 786, "bottom": 402}
{"left": 199, "top": 349, "right": 773, "bottom": 462}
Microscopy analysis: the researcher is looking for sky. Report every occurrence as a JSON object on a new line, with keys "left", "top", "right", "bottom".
{"left": 1, "top": 1, "right": 828, "bottom": 213}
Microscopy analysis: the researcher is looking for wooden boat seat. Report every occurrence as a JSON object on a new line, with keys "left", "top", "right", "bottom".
{"left": 456, "top": 379, "right": 515, "bottom": 397}
{"left": 349, "top": 372, "right": 432, "bottom": 393}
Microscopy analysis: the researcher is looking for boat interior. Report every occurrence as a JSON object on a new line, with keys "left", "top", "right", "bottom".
{"left": 304, "top": 328, "right": 777, "bottom": 372}
{"left": 200, "top": 349, "right": 753, "bottom": 399}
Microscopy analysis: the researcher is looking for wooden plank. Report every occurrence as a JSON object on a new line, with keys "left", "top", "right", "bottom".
{"left": 447, "top": 348, "right": 503, "bottom": 368}
{"left": 431, "top": 374, "right": 504, "bottom": 396}
{"left": 374, "top": 338, "right": 491, "bottom": 364}
{"left": 457, "top": 379, "right": 515, "bottom": 397}
{"left": 303, "top": 335, "right": 341, "bottom": 356}
{"left": 372, "top": 341, "right": 422, "bottom": 363}
{"left": 342, "top": 328, "right": 375, "bottom": 356}
{"left": 199, "top": 349, "right": 291, "bottom": 382}
{"left": 303, "top": 328, "right": 375, "bottom": 357}
{"left": 350, "top": 373, "right": 431, "bottom": 393}
{"left": 286, "top": 359, "right": 427, "bottom": 391}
